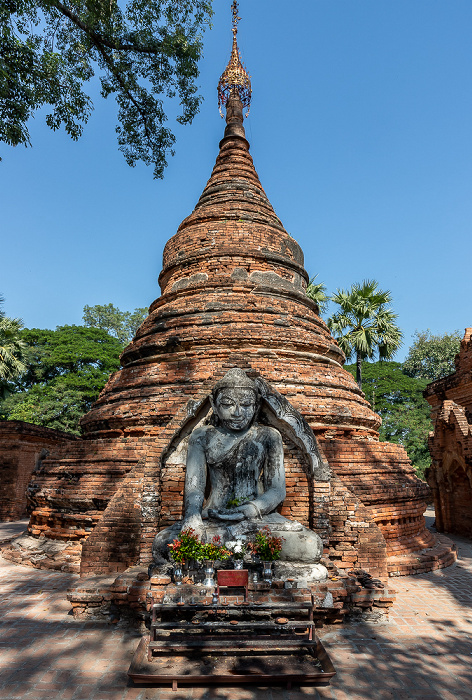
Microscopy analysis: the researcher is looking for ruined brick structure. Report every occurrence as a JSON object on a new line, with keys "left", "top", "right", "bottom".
{"left": 3, "top": 29, "right": 455, "bottom": 582}
{"left": 0, "top": 421, "right": 75, "bottom": 521}
{"left": 425, "top": 329, "right": 472, "bottom": 538}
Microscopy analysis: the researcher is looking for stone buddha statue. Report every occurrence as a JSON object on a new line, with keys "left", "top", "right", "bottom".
{"left": 152, "top": 368, "right": 326, "bottom": 578}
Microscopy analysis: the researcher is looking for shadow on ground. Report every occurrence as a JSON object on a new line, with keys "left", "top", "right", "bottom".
{"left": 1, "top": 523, "right": 472, "bottom": 700}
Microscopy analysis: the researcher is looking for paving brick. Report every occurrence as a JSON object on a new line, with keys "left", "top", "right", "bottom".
{"left": 0, "top": 522, "right": 472, "bottom": 700}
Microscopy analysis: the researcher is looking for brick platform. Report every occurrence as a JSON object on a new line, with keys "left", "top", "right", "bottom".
{"left": 66, "top": 565, "right": 396, "bottom": 629}
{"left": 1, "top": 513, "right": 471, "bottom": 700}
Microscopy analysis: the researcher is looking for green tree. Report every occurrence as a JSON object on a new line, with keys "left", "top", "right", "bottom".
{"left": 1, "top": 0, "right": 213, "bottom": 177}
{"left": 1, "top": 325, "right": 122, "bottom": 433}
{"left": 82, "top": 303, "right": 147, "bottom": 345}
{"left": 403, "top": 329, "right": 462, "bottom": 381}
{"left": 328, "top": 279, "right": 403, "bottom": 389}
{"left": 4, "top": 383, "right": 96, "bottom": 433}
{"left": 16, "top": 325, "right": 122, "bottom": 388}
{"left": 0, "top": 295, "right": 27, "bottom": 399}
{"left": 345, "top": 361, "right": 431, "bottom": 478}
{"left": 306, "top": 275, "right": 329, "bottom": 315}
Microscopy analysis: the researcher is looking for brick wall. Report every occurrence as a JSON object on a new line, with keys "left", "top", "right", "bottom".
{"left": 0, "top": 421, "right": 75, "bottom": 521}
{"left": 320, "top": 435, "right": 433, "bottom": 555}
{"left": 425, "top": 330, "right": 472, "bottom": 538}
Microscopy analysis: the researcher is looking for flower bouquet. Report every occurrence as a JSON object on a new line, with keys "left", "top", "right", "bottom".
{"left": 200, "top": 535, "right": 232, "bottom": 562}
{"left": 167, "top": 528, "right": 202, "bottom": 563}
{"left": 248, "top": 526, "right": 284, "bottom": 562}
{"left": 226, "top": 538, "right": 248, "bottom": 569}
{"left": 199, "top": 535, "right": 231, "bottom": 587}
{"left": 248, "top": 527, "right": 284, "bottom": 585}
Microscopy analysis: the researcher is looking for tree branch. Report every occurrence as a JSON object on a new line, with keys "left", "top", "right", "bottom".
{"left": 52, "top": 1, "right": 164, "bottom": 54}
{"left": 90, "top": 35, "right": 153, "bottom": 145}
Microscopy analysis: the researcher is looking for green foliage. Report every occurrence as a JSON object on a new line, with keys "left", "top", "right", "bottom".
{"left": 0, "top": 296, "right": 27, "bottom": 399}
{"left": 200, "top": 535, "right": 231, "bottom": 562}
{"left": 328, "top": 279, "right": 403, "bottom": 389}
{"left": 82, "top": 303, "right": 147, "bottom": 345}
{"left": 247, "top": 526, "right": 284, "bottom": 562}
{"left": 0, "top": 316, "right": 26, "bottom": 385}
{"left": 167, "top": 527, "right": 202, "bottom": 563}
{"left": 16, "top": 325, "right": 122, "bottom": 389}
{"left": 167, "top": 529, "right": 231, "bottom": 562}
{"left": 0, "top": 325, "right": 122, "bottom": 433}
{"left": 345, "top": 361, "right": 432, "bottom": 478}
{"left": 226, "top": 493, "right": 245, "bottom": 508}
{"left": 403, "top": 329, "right": 462, "bottom": 381}
{"left": 306, "top": 275, "right": 329, "bottom": 315}
{"left": 1, "top": 0, "right": 213, "bottom": 177}
{"left": 3, "top": 383, "right": 93, "bottom": 433}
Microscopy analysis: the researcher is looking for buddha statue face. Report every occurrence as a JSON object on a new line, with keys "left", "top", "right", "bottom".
{"left": 213, "top": 388, "right": 257, "bottom": 431}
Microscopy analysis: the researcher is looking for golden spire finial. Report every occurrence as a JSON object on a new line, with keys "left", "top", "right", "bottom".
{"left": 231, "top": 0, "right": 241, "bottom": 38}
{"left": 218, "top": 0, "right": 252, "bottom": 118}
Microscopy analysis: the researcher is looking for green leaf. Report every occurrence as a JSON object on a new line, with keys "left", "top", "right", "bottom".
{"left": 328, "top": 280, "right": 403, "bottom": 388}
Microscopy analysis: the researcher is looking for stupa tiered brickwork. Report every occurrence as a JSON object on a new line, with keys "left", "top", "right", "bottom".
{"left": 4, "top": 8, "right": 455, "bottom": 582}
{"left": 425, "top": 329, "right": 472, "bottom": 538}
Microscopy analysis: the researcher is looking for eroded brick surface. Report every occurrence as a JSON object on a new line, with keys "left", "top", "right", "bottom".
{"left": 425, "top": 328, "right": 472, "bottom": 538}
{"left": 0, "top": 422, "right": 75, "bottom": 521}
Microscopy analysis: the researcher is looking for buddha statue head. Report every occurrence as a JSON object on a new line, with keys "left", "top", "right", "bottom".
{"left": 210, "top": 368, "right": 261, "bottom": 431}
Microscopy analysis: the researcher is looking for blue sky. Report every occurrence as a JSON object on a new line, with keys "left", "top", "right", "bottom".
{"left": 1, "top": 0, "right": 471, "bottom": 361}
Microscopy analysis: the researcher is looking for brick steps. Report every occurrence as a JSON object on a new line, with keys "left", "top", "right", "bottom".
{"left": 387, "top": 533, "right": 457, "bottom": 576}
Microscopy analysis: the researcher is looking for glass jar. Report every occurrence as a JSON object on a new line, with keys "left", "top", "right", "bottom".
{"left": 173, "top": 563, "right": 184, "bottom": 586}
{"left": 262, "top": 561, "right": 273, "bottom": 586}
{"left": 202, "top": 561, "right": 216, "bottom": 588}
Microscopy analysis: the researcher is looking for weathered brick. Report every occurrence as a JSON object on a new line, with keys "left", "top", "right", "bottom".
{"left": 425, "top": 328, "right": 472, "bottom": 539}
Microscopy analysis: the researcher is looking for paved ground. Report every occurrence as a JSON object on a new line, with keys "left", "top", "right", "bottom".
{"left": 0, "top": 520, "right": 29, "bottom": 545}
{"left": 1, "top": 513, "right": 471, "bottom": 700}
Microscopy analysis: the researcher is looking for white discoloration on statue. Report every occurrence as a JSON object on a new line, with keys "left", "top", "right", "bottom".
{"left": 152, "top": 369, "right": 327, "bottom": 579}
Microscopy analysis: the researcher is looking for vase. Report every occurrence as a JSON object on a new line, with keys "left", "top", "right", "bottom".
{"left": 262, "top": 561, "right": 273, "bottom": 585}
{"left": 202, "top": 560, "right": 216, "bottom": 587}
{"left": 185, "top": 559, "right": 197, "bottom": 583}
{"left": 173, "top": 563, "right": 184, "bottom": 586}
{"left": 233, "top": 559, "right": 244, "bottom": 570}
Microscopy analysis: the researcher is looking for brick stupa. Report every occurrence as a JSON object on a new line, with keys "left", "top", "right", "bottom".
{"left": 11, "top": 11, "right": 455, "bottom": 580}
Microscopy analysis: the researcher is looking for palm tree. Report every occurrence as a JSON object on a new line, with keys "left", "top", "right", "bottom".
{"left": 328, "top": 279, "right": 403, "bottom": 389}
{"left": 306, "top": 275, "right": 330, "bottom": 315}
{"left": 0, "top": 296, "right": 27, "bottom": 399}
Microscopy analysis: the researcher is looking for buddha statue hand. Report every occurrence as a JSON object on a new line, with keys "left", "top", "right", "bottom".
{"left": 208, "top": 502, "right": 259, "bottom": 522}
{"left": 208, "top": 508, "right": 245, "bottom": 522}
